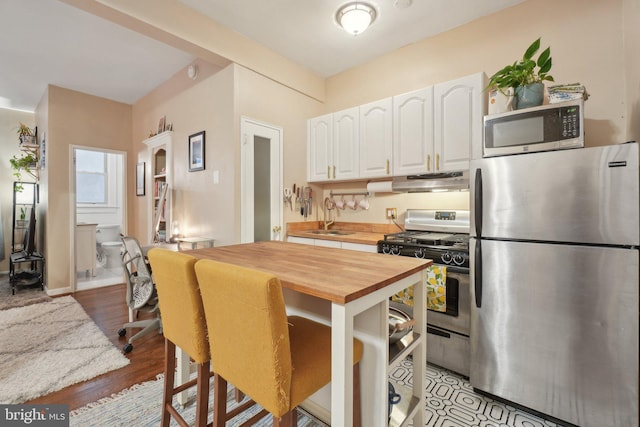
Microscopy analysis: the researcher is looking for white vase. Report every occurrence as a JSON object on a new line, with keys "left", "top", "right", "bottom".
{"left": 488, "top": 87, "right": 516, "bottom": 114}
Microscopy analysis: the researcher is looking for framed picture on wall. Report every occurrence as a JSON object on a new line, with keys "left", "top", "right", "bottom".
{"left": 188, "top": 131, "right": 205, "bottom": 172}
{"left": 136, "top": 162, "right": 145, "bottom": 196}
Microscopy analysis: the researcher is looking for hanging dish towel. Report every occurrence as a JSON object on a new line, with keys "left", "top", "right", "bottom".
{"left": 426, "top": 265, "right": 447, "bottom": 312}
{"left": 391, "top": 265, "right": 447, "bottom": 312}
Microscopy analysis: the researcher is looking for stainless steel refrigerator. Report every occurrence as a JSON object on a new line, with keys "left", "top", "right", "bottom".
{"left": 469, "top": 142, "right": 639, "bottom": 427}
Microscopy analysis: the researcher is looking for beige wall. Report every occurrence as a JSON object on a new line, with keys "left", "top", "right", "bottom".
{"left": 0, "top": 109, "right": 36, "bottom": 272}
{"left": 312, "top": 0, "right": 636, "bottom": 221}
{"left": 234, "top": 65, "right": 324, "bottom": 226}
{"left": 131, "top": 61, "right": 324, "bottom": 245}
{"left": 325, "top": 0, "right": 627, "bottom": 147}
{"left": 7, "top": 0, "right": 638, "bottom": 285}
{"left": 132, "top": 60, "right": 235, "bottom": 246}
{"left": 41, "top": 86, "right": 131, "bottom": 291}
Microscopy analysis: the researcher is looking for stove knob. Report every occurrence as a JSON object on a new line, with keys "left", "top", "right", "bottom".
{"left": 453, "top": 253, "right": 465, "bottom": 265}
{"left": 441, "top": 252, "right": 452, "bottom": 264}
{"left": 414, "top": 248, "right": 425, "bottom": 259}
{"left": 390, "top": 246, "right": 401, "bottom": 256}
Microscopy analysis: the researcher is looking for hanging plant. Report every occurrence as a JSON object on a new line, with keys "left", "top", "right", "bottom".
{"left": 10, "top": 152, "right": 38, "bottom": 192}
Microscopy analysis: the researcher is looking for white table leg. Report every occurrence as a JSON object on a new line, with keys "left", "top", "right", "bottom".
{"left": 411, "top": 270, "right": 427, "bottom": 426}
{"left": 331, "top": 303, "right": 353, "bottom": 427}
{"left": 176, "top": 346, "right": 190, "bottom": 406}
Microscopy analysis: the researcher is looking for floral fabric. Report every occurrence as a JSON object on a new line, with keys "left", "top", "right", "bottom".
{"left": 391, "top": 265, "right": 447, "bottom": 312}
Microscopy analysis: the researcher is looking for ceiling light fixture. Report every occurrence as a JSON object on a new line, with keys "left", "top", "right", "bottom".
{"left": 336, "top": 2, "right": 377, "bottom": 36}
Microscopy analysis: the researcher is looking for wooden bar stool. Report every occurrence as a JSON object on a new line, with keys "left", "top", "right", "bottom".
{"left": 194, "top": 259, "right": 363, "bottom": 427}
{"left": 147, "top": 249, "right": 212, "bottom": 427}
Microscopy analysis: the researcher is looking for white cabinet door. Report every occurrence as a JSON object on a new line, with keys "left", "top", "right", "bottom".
{"left": 434, "top": 72, "right": 485, "bottom": 172}
{"left": 341, "top": 242, "right": 378, "bottom": 253}
{"left": 314, "top": 239, "right": 342, "bottom": 248}
{"left": 287, "top": 236, "right": 314, "bottom": 245}
{"left": 393, "top": 86, "right": 434, "bottom": 175}
{"left": 333, "top": 107, "right": 360, "bottom": 180}
{"left": 308, "top": 114, "right": 333, "bottom": 182}
{"left": 360, "top": 98, "right": 393, "bottom": 178}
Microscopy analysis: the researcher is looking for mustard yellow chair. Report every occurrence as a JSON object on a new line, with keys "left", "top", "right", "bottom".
{"left": 194, "top": 259, "right": 364, "bottom": 427}
{"left": 147, "top": 248, "right": 211, "bottom": 427}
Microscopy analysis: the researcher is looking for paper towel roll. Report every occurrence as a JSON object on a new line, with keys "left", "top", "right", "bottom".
{"left": 366, "top": 181, "right": 394, "bottom": 194}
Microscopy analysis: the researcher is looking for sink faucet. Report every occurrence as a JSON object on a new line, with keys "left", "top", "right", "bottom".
{"left": 323, "top": 197, "right": 334, "bottom": 230}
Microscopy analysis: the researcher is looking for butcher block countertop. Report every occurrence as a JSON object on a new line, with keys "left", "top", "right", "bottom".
{"left": 185, "top": 241, "right": 430, "bottom": 304}
{"left": 286, "top": 221, "right": 398, "bottom": 246}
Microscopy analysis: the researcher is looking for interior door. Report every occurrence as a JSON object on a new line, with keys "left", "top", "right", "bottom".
{"left": 240, "top": 117, "right": 283, "bottom": 243}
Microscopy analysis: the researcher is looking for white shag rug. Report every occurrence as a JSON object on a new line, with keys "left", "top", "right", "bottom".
{"left": 0, "top": 280, "right": 51, "bottom": 311}
{"left": 0, "top": 296, "right": 130, "bottom": 404}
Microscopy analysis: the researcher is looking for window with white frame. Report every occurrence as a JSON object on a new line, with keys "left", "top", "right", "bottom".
{"left": 76, "top": 150, "right": 107, "bottom": 204}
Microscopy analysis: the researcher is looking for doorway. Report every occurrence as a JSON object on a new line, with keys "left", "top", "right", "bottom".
{"left": 240, "top": 117, "right": 283, "bottom": 243}
{"left": 70, "top": 146, "right": 127, "bottom": 291}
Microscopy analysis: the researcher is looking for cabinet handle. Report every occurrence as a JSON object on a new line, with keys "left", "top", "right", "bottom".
{"left": 327, "top": 166, "right": 330, "bottom": 179}
{"left": 333, "top": 165, "right": 336, "bottom": 179}
{"left": 427, "top": 155, "right": 431, "bottom": 172}
{"left": 386, "top": 159, "right": 390, "bottom": 175}
{"left": 436, "top": 154, "right": 440, "bottom": 171}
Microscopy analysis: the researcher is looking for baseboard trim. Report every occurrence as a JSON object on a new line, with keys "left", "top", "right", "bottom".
{"left": 47, "top": 286, "right": 72, "bottom": 296}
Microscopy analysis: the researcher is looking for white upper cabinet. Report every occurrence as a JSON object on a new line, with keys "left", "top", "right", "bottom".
{"left": 393, "top": 86, "right": 434, "bottom": 176}
{"left": 308, "top": 108, "right": 359, "bottom": 182}
{"left": 307, "top": 114, "right": 333, "bottom": 181}
{"left": 307, "top": 72, "right": 486, "bottom": 182}
{"left": 333, "top": 107, "right": 360, "bottom": 180}
{"left": 360, "top": 97, "right": 393, "bottom": 178}
{"left": 434, "top": 72, "right": 486, "bottom": 172}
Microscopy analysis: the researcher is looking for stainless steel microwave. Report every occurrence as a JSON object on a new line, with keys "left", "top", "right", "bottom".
{"left": 483, "top": 99, "right": 584, "bottom": 157}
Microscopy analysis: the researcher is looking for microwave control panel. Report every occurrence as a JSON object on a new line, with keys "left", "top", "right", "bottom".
{"left": 560, "top": 105, "right": 580, "bottom": 139}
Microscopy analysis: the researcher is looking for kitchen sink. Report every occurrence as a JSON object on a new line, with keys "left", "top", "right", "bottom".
{"left": 308, "top": 230, "right": 354, "bottom": 236}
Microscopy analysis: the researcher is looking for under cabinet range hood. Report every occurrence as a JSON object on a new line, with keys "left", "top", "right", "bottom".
{"left": 391, "top": 171, "right": 469, "bottom": 192}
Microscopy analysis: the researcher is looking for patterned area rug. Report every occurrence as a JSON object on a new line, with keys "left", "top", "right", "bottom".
{"left": 0, "top": 296, "right": 130, "bottom": 404}
{"left": 71, "top": 359, "right": 557, "bottom": 427}
{"left": 70, "top": 374, "right": 326, "bottom": 427}
{"left": 0, "top": 278, "right": 51, "bottom": 311}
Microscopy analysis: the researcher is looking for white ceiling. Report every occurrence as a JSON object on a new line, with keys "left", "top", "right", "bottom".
{"left": 0, "top": 0, "right": 524, "bottom": 113}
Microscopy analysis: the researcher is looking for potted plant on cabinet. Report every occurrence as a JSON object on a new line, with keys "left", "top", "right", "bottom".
{"left": 487, "top": 37, "right": 554, "bottom": 110}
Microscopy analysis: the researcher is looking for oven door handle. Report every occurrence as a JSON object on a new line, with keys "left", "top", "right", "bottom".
{"left": 474, "top": 239, "right": 482, "bottom": 308}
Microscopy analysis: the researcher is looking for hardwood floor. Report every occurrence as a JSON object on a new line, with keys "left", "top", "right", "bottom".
{"left": 26, "top": 283, "right": 166, "bottom": 410}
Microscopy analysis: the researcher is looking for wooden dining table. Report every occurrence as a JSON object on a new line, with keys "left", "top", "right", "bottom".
{"left": 179, "top": 240, "right": 431, "bottom": 427}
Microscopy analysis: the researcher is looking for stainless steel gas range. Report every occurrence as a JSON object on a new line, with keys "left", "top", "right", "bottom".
{"left": 377, "top": 209, "right": 471, "bottom": 377}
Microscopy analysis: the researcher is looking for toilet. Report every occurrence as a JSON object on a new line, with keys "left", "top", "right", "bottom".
{"left": 96, "top": 224, "right": 123, "bottom": 269}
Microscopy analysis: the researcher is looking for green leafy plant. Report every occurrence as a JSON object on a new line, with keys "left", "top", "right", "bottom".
{"left": 20, "top": 207, "right": 26, "bottom": 221}
{"left": 10, "top": 152, "right": 38, "bottom": 191}
{"left": 487, "top": 37, "right": 554, "bottom": 91}
{"left": 17, "top": 122, "right": 34, "bottom": 137}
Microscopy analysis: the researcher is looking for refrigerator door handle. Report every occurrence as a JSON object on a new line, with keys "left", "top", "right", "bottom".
{"left": 474, "top": 168, "right": 483, "bottom": 237}
{"left": 474, "top": 239, "right": 482, "bottom": 308}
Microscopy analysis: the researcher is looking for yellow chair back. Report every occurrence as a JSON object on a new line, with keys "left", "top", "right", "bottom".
{"left": 147, "top": 248, "right": 209, "bottom": 364}
{"left": 194, "top": 259, "right": 293, "bottom": 417}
